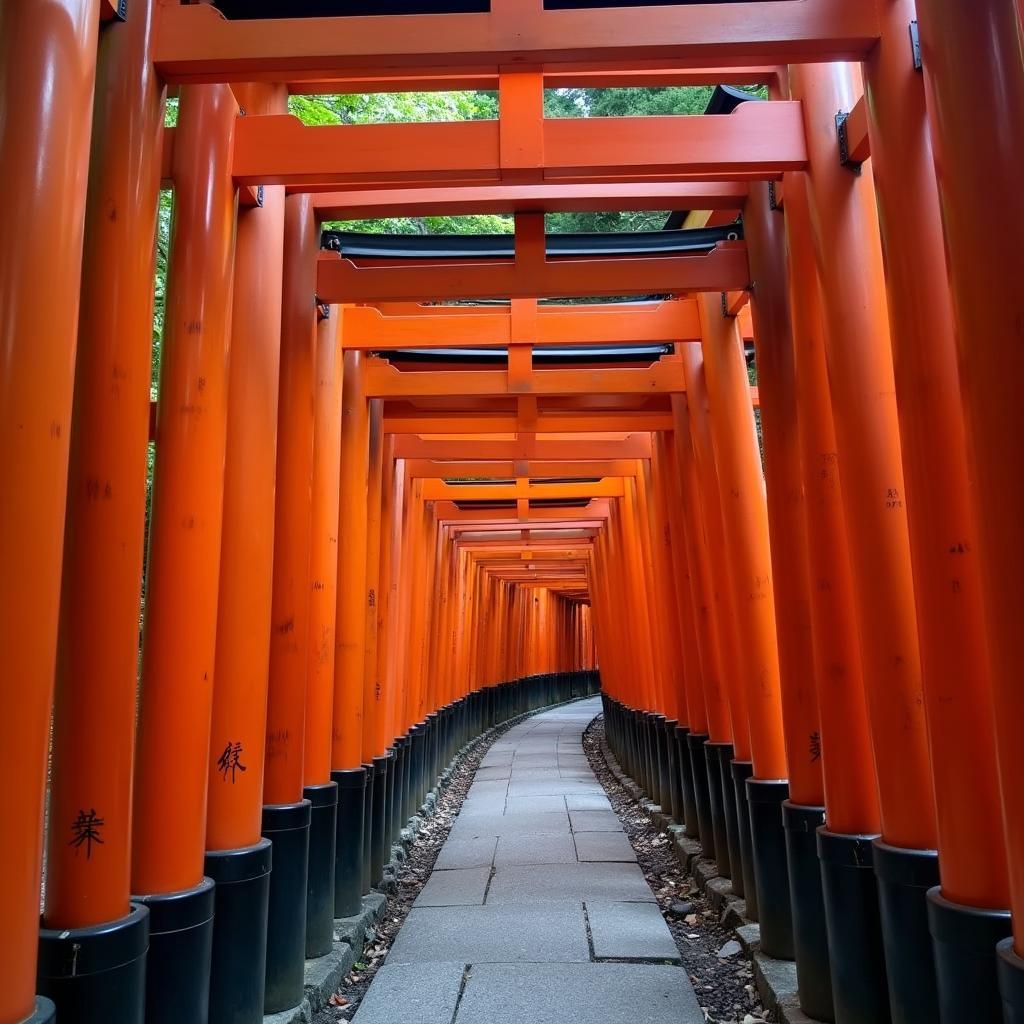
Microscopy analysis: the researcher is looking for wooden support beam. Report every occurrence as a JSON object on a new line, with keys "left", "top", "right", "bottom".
{"left": 232, "top": 103, "right": 806, "bottom": 187}
{"left": 363, "top": 359, "right": 686, "bottom": 398}
{"left": 318, "top": 242, "right": 750, "bottom": 302}
{"left": 841, "top": 93, "right": 872, "bottom": 166}
{"left": 309, "top": 182, "right": 750, "bottom": 217}
{"left": 393, "top": 435, "right": 653, "bottom": 461}
{"left": 153, "top": 1, "right": 880, "bottom": 84}
{"left": 383, "top": 410, "right": 675, "bottom": 433}
{"left": 407, "top": 459, "right": 639, "bottom": 479}
{"left": 423, "top": 479, "right": 625, "bottom": 501}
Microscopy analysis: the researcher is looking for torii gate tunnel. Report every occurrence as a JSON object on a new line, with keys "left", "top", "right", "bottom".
{"left": 1, "top": 1, "right": 1023, "bottom": 1023}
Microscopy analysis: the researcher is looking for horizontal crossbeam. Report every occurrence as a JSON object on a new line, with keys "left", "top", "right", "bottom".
{"left": 308, "top": 181, "right": 749, "bottom": 216}
{"left": 340, "top": 300, "right": 700, "bottom": 351}
{"left": 154, "top": 0, "right": 880, "bottom": 83}
{"left": 232, "top": 103, "right": 806, "bottom": 187}
{"left": 318, "top": 243, "right": 750, "bottom": 302}
{"left": 363, "top": 360, "right": 685, "bottom": 398}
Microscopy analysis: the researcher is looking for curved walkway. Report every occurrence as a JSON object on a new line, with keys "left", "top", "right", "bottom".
{"left": 352, "top": 698, "right": 704, "bottom": 1024}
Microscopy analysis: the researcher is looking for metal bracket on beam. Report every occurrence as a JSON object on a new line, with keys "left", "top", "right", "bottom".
{"left": 909, "top": 21, "right": 923, "bottom": 71}
{"left": 835, "top": 111, "right": 863, "bottom": 175}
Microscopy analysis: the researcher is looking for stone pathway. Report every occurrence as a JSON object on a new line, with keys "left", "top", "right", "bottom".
{"left": 352, "top": 698, "right": 704, "bottom": 1024}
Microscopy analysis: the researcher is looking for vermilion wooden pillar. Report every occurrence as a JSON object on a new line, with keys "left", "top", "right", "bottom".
{"left": 864, "top": 3, "right": 1011, "bottom": 1018}
{"left": 0, "top": 3, "right": 98, "bottom": 1021}
{"left": 745, "top": 177, "right": 827, "bottom": 976}
{"left": 913, "top": 0, "right": 1024, "bottom": 1012}
{"left": 669, "top": 398, "right": 733, "bottom": 748}
{"left": 37, "top": 4, "right": 164, "bottom": 1021}
{"left": 785, "top": 169, "right": 880, "bottom": 1023}
{"left": 203, "top": 82, "right": 286, "bottom": 1024}
{"left": 332, "top": 349, "right": 371, "bottom": 914}
{"left": 697, "top": 295, "right": 791, "bottom": 953}
{"left": 130, "top": 83, "right": 238, "bottom": 1024}
{"left": 302, "top": 305, "right": 343, "bottom": 959}
{"left": 744, "top": 184, "right": 823, "bottom": 809}
{"left": 363, "top": 402, "right": 392, "bottom": 886}
{"left": 675, "top": 364, "right": 747, "bottom": 886}
{"left": 649, "top": 437, "right": 696, "bottom": 831}
{"left": 791, "top": 59, "right": 937, "bottom": 1024}
{"left": 261, "top": 192, "right": 318, "bottom": 1015}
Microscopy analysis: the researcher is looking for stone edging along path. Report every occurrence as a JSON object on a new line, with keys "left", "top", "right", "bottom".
{"left": 593, "top": 718, "right": 819, "bottom": 1024}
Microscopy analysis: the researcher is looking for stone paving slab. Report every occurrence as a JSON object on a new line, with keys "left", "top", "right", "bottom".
{"left": 511, "top": 753, "right": 560, "bottom": 766}
{"left": 503, "top": 794, "right": 566, "bottom": 815}
{"left": 465, "top": 779, "right": 508, "bottom": 799}
{"left": 564, "top": 793, "right": 613, "bottom": 811}
{"left": 456, "top": 795, "right": 508, "bottom": 817}
{"left": 387, "top": 904, "right": 591, "bottom": 964}
{"left": 473, "top": 765, "right": 512, "bottom": 781}
{"left": 574, "top": 830, "right": 637, "bottom": 862}
{"left": 478, "top": 751, "right": 513, "bottom": 767}
{"left": 351, "top": 962, "right": 466, "bottom": 1024}
{"left": 485, "top": 862, "right": 655, "bottom": 904}
{"left": 449, "top": 810, "right": 570, "bottom": 837}
{"left": 569, "top": 809, "right": 624, "bottom": 832}
{"left": 494, "top": 831, "right": 579, "bottom": 866}
{"left": 434, "top": 835, "right": 498, "bottom": 869}
{"left": 586, "top": 901, "right": 681, "bottom": 961}
{"left": 414, "top": 866, "right": 491, "bottom": 907}
{"left": 453, "top": 963, "right": 704, "bottom": 1024}
{"left": 507, "top": 767, "right": 567, "bottom": 780}
{"left": 506, "top": 779, "right": 605, "bottom": 797}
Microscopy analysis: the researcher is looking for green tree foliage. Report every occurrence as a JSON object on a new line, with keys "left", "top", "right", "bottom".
{"left": 299, "top": 86, "right": 735, "bottom": 235}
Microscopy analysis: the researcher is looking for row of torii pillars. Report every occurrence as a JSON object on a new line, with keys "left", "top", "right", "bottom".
{"left": 2, "top": 2, "right": 1024, "bottom": 1024}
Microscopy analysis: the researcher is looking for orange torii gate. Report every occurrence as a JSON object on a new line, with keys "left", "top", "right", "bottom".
{"left": 2, "top": 3, "right": 1023, "bottom": 1024}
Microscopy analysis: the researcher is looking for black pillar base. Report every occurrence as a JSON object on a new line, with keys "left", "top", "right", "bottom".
{"left": 927, "top": 887, "right": 1010, "bottom": 1023}
{"left": 674, "top": 726, "right": 699, "bottom": 837}
{"left": 332, "top": 767, "right": 367, "bottom": 918}
{"left": 391, "top": 739, "right": 406, "bottom": 842}
{"left": 384, "top": 747, "right": 397, "bottom": 852}
{"left": 361, "top": 765, "right": 374, "bottom": 894}
{"left": 817, "top": 829, "right": 890, "bottom": 1024}
{"left": 37, "top": 902, "right": 149, "bottom": 1024}
{"left": 133, "top": 877, "right": 215, "bottom": 1024}
{"left": 24, "top": 998, "right": 56, "bottom": 1023}
{"left": 653, "top": 714, "right": 671, "bottom": 810}
{"left": 203, "top": 840, "right": 272, "bottom": 1024}
{"left": 304, "top": 782, "right": 338, "bottom": 958}
{"left": 998, "top": 937, "right": 1024, "bottom": 1024}
{"left": 371, "top": 755, "right": 389, "bottom": 885}
{"left": 686, "top": 732, "right": 714, "bottom": 855}
{"left": 704, "top": 740, "right": 731, "bottom": 878}
{"left": 261, "top": 800, "right": 311, "bottom": 1014}
{"left": 717, "top": 748, "right": 744, "bottom": 898}
{"left": 746, "top": 777, "right": 792, "bottom": 957}
{"left": 662, "top": 718, "right": 683, "bottom": 823}
{"left": 873, "top": 840, "right": 939, "bottom": 1024}
{"left": 782, "top": 802, "right": 834, "bottom": 1022}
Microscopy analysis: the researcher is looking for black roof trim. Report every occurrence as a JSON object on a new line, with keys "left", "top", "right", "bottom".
{"left": 321, "top": 224, "right": 741, "bottom": 259}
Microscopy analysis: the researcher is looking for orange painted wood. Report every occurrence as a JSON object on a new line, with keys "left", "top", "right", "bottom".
{"left": 0, "top": 5, "right": 99, "bottom": 1009}
{"left": 206, "top": 84, "right": 288, "bottom": 850}
{"left": 317, "top": 243, "right": 750, "bottom": 304}
{"left": 131, "top": 84, "right": 239, "bottom": 896}
{"left": 43, "top": 0, "right": 165, "bottom": 931}
{"left": 153, "top": 0, "right": 880, "bottom": 83}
